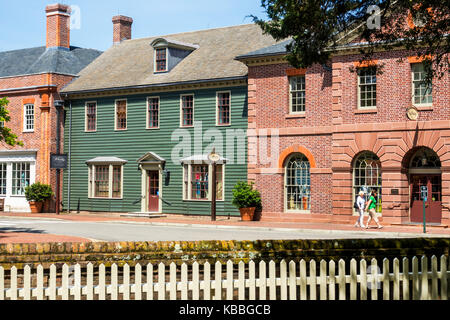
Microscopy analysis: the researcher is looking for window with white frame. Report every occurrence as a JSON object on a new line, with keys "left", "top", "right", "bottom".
{"left": 155, "top": 48, "right": 167, "bottom": 72}
{"left": 0, "top": 163, "right": 6, "bottom": 195}
{"left": 289, "top": 76, "right": 306, "bottom": 113}
{"left": 181, "top": 95, "right": 194, "bottom": 127}
{"left": 115, "top": 100, "right": 127, "bottom": 130}
{"left": 147, "top": 97, "right": 159, "bottom": 129}
{"left": 24, "top": 104, "right": 34, "bottom": 131}
{"left": 285, "top": 154, "right": 310, "bottom": 211}
{"left": 12, "top": 162, "right": 30, "bottom": 196}
{"left": 85, "top": 102, "right": 97, "bottom": 132}
{"left": 183, "top": 163, "right": 224, "bottom": 201}
{"left": 358, "top": 67, "right": 377, "bottom": 108}
{"left": 353, "top": 152, "right": 382, "bottom": 213}
{"left": 412, "top": 63, "right": 433, "bottom": 105}
{"left": 217, "top": 92, "right": 231, "bottom": 125}
{"left": 88, "top": 164, "right": 123, "bottom": 199}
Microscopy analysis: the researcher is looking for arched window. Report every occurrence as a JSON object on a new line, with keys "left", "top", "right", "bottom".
{"left": 410, "top": 148, "right": 441, "bottom": 169}
{"left": 353, "top": 152, "right": 382, "bottom": 213}
{"left": 285, "top": 153, "right": 310, "bottom": 211}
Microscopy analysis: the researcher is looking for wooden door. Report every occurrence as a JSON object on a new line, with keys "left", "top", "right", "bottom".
{"left": 410, "top": 175, "right": 441, "bottom": 223}
{"left": 148, "top": 171, "right": 159, "bottom": 212}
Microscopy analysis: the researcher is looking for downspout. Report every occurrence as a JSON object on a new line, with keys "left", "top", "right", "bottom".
{"left": 67, "top": 100, "right": 72, "bottom": 213}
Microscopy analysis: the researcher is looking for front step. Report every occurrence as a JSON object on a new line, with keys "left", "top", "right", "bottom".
{"left": 120, "top": 212, "right": 166, "bottom": 218}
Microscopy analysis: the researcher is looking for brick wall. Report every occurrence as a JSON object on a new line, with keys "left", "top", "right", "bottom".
{"left": 247, "top": 49, "right": 450, "bottom": 225}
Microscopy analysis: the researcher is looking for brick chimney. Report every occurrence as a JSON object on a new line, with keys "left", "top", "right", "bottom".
{"left": 46, "top": 3, "right": 71, "bottom": 49}
{"left": 112, "top": 15, "right": 133, "bottom": 44}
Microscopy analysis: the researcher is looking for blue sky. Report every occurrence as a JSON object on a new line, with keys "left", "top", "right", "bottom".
{"left": 0, "top": 0, "right": 268, "bottom": 52}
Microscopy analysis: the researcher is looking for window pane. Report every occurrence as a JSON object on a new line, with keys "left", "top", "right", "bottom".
{"left": 358, "top": 68, "right": 377, "bottom": 108}
{"left": 285, "top": 154, "right": 310, "bottom": 211}
{"left": 353, "top": 152, "right": 382, "bottom": 213}
{"left": 0, "top": 163, "right": 7, "bottom": 195}
{"left": 290, "top": 76, "right": 305, "bottom": 113}
{"left": 95, "top": 165, "right": 109, "bottom": 198}
{"left": 412, "top": 63, "right": 432, "bottom": 105}
{"left": 217, "top": 92, "right": 230, "bottom": 125}
{"left": 12, "top": 162, "right": 30, "bottom": 195}
{"left": 112, "top": 166, "right": 121, "bottom": 198}
{"left": 24, "top": 104, "right": 34, "bottom": 131}
{"left": 182, "top": 95, "right": 194, "bottom": 126}
{"left": 116, "top": 100, "right": 127, "bottom": 129}
{"left": 86, "top": 102, "right": 96, "bottom": 131}
{"left": 155, "top": 48, "right": 167, "bottom": 72}
{"left": 147, "top": 97, "right": 159, "bottom": 128}
{"left": 191, "top": 165, "right": 208, "bottom": 200}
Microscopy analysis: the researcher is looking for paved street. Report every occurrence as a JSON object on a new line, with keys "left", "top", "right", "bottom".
{"left": 1, "top": 215, "right": 449, "bottom": 243}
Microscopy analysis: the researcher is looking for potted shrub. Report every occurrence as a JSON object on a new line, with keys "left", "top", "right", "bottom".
{"left": 232, "top": 181, "right": 262, "bottom": 221}
{"left": 25, "top": 182, "right": 53, "bottom": 213}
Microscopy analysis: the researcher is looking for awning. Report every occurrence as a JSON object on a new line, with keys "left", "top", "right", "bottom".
{"left": 137, "top": 152, "right": 165, "bottom": 164}
{"left": 180, "top": 154, "right": 228, "bottom": 164}
{"left": 85, "top": 157, "right": 128, "bottom": 165}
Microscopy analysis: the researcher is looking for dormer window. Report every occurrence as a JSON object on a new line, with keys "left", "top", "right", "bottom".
{"left": 155, "top": 48, "right": 167, "bottom": 72}
{"left": 151, "top": 38, "right": 199, "bottom": 74}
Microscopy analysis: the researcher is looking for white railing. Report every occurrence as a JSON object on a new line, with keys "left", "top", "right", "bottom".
{"left": 0, "top": 255, "right": 448, "bottom": 300}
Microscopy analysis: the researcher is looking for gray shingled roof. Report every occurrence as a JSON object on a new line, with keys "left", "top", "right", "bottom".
{"left": 236, "top": 39, "right": 292, "bottom": 59}
{"left": 61, "top": 24, "right": 278, "bottom": 94}
{"left": 0, "top": 46, "right": 102, "bottom": 78}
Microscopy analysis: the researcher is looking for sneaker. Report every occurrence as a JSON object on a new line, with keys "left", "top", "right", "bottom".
{"left": 360, "top": 224, "right": 366, "bottom": 228}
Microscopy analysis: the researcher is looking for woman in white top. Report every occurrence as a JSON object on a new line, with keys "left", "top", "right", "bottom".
{"left": 354, "top": 191, "right": 366, "bottom": 228}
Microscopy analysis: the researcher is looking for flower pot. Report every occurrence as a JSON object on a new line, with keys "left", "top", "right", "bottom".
{"left": 239, "top": 207, "right": 256, "bottom": 221}
{"left": 29, "top": 201, "right": 43, "bottom": 213}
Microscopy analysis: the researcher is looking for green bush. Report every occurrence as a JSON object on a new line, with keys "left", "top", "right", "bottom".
{"left": 232, "top": 181, "right": 262, "bottom": 209}
{"left": 25, "top": 182, "right": 54, "bottom": 202}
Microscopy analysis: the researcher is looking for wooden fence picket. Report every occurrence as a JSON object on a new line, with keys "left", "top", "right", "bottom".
{"left": 289, "top": 260, "right": 297, "bottom": 300}
{"left": 36, "top": 265, "right": 44, "bottom": 300}
{"left": 393, "top": 258, "right": 400, "bottom": 300}
{"left": 402, "top": 257, "right": 410, "bottom": 300}
{"left": 214, "top": 261, "right": 222, "bottom": 300}
{"left": 319, "top": 260, "right": 327, "bottom": 300}
{"left": 370, "top": 258, "right": 378, "bottom": 301}
{"left": 421, "top": 256, "right": 428, "bottom": 300}
{"left": 10, "top": 266, "right": 17, "bottom": 300}
{"left": 383, "top": 258, "right": 389, "bottom": 300}
{"left": 192, "top": 262, "right": 200, "bottom": 300}
{"left": 204, "top": 262, "right": 211, "bottom": 300}
{"left": 268, "top": 260, "right": 276, "bottom": 300}
{"left": 98, "top": 264, "right": 106, "bottom": 300}
{"left": 111, "top": 263, "right": 118, "bottom": 300}
{"left": 0, "top": 266, "right": 4, "bottom": 300}
{"left": 431, "top": 256, "right": 438, "bottom": 300}
{"left": 310, "top": 260, "right": 317, "bottom": 300}
{"left": 86, "top": 263, "right": 94, "bottom": 300}
{"left": 259, "top": 261, "right": 267, "bottom": 300}
{"left": 74, "top": 264, "right": 81, "bottom": 300}
{"left": 135, "top": 263, "right": 142, "bottom": 300}
{"left": 328, "top": 260, "right": 336, "bottom": 300}
{"left": 248, "top": 261, "right": 256, "bottom": 300}
{"left": 360, "top": 259, "right": 367, "bottom": 300}
{"left": 23, "top": 265, "right": 31, "bottom": 300}
{"left": 280, "top": 260, "right": 287, "bottom": 300}
{"left": 169, "top": 262, "right": 177, "bottom": 300}
{"left": 350, "top": 259, "right": 357, "bottom": 300}
{"left": 226, "top": 260, "right": 233, "bottom": 300}
{"left": 123, "top": 264, "right": 130, "bottom": 300}
{"left": 338, "top": 259, "right": 346, "bottom": 300}
{"left": 181, "top": 263, "right": 188, "bottom": 300}
{"left": 440, "top": 256, "right": 447, "bottom": 300}
{"left": 61, "top": 264, "right": 69, "bottom": 300}
{"left": 146, "top": 263, "right": 154, "bottom": 300}
{"left": 412, "top": 256, "right": 419, "bottom": 300}
{"left": 158, "top": 262, "right": 165, "bottom": 300}
{"left": 238, "top": 261, "right": 245, "bottom": 300}
{"left": 299, "top": 259, "right": 307, "bottom": 300}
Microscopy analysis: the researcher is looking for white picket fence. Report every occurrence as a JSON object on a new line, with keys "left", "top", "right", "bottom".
{"left": 0, "top": 255, "right": 448, "bottom": 300}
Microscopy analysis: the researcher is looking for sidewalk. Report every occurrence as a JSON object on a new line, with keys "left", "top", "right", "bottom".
{"left": 0, "top": 211, "right": 449, "bottom": 243}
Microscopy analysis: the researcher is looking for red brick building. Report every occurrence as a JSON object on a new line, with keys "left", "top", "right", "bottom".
{"left": 0, "top": 4, "right": 101, "bottom": 212}
{"left": 237, "top": 38, "right": 450, "bottom": 227}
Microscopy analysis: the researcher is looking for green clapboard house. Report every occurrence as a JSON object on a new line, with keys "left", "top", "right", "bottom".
{"left": 60, "top": 23, "right": 276, "bottom": 216}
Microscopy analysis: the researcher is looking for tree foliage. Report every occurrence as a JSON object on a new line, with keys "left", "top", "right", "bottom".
{"left": 253, "top": 0, "right": 449, "bottom": 82}
{"left": 0, "top": 97, "right": 23, "bottom": 147}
